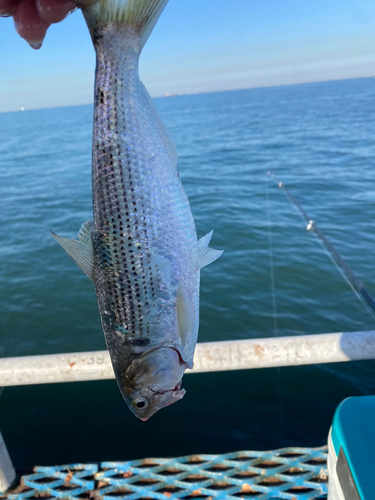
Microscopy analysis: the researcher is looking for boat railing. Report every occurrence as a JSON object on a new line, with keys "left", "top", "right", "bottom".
{"left": 1, "top": 329, "right": 375, "bottom": 491}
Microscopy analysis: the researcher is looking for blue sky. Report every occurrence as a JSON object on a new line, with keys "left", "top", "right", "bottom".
{"left": 0, "top": 0, "right": 375, "bottom": 112}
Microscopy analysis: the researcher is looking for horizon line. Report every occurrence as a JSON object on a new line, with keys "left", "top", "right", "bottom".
{"left": 1, "top": 75, "right": 373, "bottom": 115}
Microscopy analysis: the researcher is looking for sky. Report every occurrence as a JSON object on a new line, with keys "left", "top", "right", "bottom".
{"left": 0, "top": 0, "right": 375, "bottom": 112}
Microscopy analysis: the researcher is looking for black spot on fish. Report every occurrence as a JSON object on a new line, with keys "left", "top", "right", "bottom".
{"left": 122, "top": 338, "right": 150, "bottom": 347}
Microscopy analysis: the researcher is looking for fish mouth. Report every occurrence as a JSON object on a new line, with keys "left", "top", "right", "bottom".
{"left": 149, "top": 380, "right": 183, "bottom": 395}
{"left": 139, "top": 381, "right": 185, "bottom": 422}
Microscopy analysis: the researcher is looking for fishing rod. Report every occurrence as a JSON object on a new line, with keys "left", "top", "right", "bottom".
{"left": 267, "top": 171, "right": 375, "bottom": 316}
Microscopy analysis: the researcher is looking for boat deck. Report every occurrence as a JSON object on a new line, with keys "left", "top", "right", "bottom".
{"left": 1, "top": 446, "right": 328, "bottom": 500}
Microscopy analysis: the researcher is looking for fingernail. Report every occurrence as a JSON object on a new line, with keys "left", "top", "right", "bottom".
{"left": 29, "top": 41, "right": 43, "bottom": 49}
{"left": 67, "top": 6, "right": 78, "bottom": 15}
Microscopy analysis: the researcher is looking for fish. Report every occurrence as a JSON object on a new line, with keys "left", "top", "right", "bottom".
{"left": 52, "top": 0, "right": 222, "bottom": 420}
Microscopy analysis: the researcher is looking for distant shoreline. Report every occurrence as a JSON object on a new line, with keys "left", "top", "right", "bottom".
{"left": 1, "top": 76, "right": 373, "bottom": 114}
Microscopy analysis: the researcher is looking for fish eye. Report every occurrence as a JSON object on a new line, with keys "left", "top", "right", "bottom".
{"left": 133, "top": 398, "right": 149, "bottom": 410}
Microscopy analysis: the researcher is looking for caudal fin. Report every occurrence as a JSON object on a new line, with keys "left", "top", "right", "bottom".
{"left": 82, "top": 0, "right": 169, "bottom": 47}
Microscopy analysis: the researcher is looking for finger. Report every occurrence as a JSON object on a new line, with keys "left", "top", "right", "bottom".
{"left": 0, "top": 0, "right": 16, "bottom": 17}
{"left": 36, "top": 0, "right": 77, "bottom": 24}
{"left": 13, "top": 0, "right": 49, "bottom": 49}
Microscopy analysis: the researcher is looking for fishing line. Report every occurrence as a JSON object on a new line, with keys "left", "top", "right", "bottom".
{"left": 267, "top": 172, "right": 375, "bottom": 323}
{"left": 265, "top": 174, "right": 285, "bottom": 439}
{"left": 266, "top": 176, "right": 279, "bottom": 338}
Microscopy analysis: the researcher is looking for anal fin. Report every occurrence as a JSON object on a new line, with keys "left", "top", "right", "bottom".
{"left": 197, "top": 230, "right": 223, "bottom": 269}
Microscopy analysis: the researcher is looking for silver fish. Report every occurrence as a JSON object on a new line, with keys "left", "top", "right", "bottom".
{"left": 52, "top": 0, "right": 222, "bottom": 420}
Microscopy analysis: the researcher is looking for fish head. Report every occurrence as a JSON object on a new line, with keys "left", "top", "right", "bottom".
{"left": 121, "top": 347, "right": 186, "bottom": 420}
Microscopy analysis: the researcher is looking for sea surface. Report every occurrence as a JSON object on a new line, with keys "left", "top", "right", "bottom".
{"left": 0, "top": 77, "right": 375, "bottom": 468}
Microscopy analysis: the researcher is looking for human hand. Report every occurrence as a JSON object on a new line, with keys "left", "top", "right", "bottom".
{"left": 0, "top": 0, "right": 98, "bottom": 49}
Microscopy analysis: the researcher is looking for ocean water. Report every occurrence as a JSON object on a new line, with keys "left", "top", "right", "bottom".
{"left": 0, "top": 77, "right": 375, "bottom": 468}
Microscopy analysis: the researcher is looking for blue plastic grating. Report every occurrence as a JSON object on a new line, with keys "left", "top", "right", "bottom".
{"left": 2, "top": 447, "right": 328, "bottom": 500}
{"left": 3, "top": 464, "right": 97, "bottom": 500}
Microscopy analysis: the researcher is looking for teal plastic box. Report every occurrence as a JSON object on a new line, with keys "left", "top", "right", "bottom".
{"left": 328, "top": 396, "right": 375, "bottom": 500}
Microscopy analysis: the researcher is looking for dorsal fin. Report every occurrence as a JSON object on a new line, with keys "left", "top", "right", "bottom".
{"left": 140, "top": 82, "right": 177, "bottom": 166}
{"left": 176, "top": 285, "right": 195, "bottom": 345}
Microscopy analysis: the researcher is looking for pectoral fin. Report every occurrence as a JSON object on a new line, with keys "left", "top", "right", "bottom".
{"left": 51, "top": 220, "right": 95, "bottom": 283}
{"left": 197, "top": 230, "right": 223, "bottom": 269}
{"left": 176, "top": 285, "right": 195, "bottom": 345}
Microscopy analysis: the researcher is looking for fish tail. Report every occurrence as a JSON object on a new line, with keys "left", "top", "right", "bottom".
{"left": 82, "top": 0, "right": 169, "bottom": 48}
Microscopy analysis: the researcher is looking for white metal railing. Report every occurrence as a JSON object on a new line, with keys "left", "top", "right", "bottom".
{"left": 1, "top": 330, "right": 375, "bottom": 493}
{"left": 1, "top": 330, "right": 375, "bottom": 387}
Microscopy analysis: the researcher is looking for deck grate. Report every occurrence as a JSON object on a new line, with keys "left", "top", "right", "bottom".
{"left": 1, "top": 447, "right": 328, "bottom": 500}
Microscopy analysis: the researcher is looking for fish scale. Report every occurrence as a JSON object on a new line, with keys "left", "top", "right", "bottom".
{"left": 53, "top": 0, "right": 222, "bottom": 419}
{"left": 93, "top": 33, "right": 153, "bottom": 338}
{"left": 92, "top": 25, "right": 197, "bottom": 360}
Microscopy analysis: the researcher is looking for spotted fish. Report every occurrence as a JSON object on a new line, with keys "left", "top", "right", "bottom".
{"left": 52, "top": 0, "right": 222, "bottom": 420}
